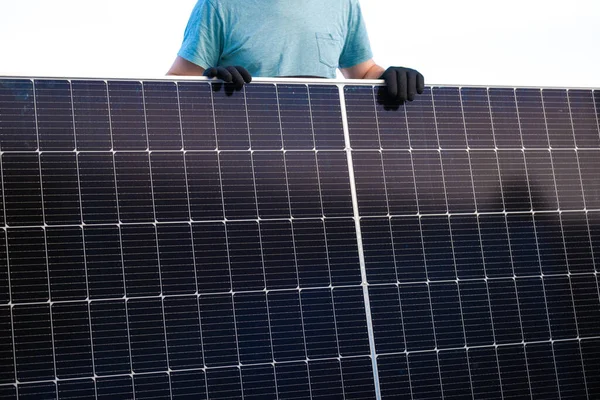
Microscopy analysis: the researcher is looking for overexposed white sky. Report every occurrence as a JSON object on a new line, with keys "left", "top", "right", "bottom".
{"left": 0, "top": 0, "right": 598, "bottom": 87}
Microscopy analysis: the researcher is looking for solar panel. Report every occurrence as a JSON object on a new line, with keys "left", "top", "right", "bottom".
{"left": 0, "top": 77, "right": 599, "bottom": 400}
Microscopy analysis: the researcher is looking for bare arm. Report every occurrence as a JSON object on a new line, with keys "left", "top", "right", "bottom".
{"left": 167, "top": 56, "right": 206, "bottom": 76}
{"left": 340, "top": 59, "right": 385, "bottom": 80}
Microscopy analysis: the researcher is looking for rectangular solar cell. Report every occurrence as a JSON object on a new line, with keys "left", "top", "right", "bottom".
{"left": 0, "top": 77, "right": 599, "bottom": 400}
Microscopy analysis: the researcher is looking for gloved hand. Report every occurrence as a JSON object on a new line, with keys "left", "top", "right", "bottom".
{"left": 203, "top": 66, "right": 252, "bottom": 90}
{"left": 379, "top": 67, "right": 425, "bottom": 103}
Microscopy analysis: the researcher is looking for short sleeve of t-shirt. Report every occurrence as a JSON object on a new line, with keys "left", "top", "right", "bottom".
{"left": 339, "top": 0, "right": 373, "bottom": 69}
{"left": 177, "top": 0, "right": 222, "bottom": 69}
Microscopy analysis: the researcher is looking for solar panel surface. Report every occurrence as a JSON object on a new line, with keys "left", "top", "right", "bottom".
{"left": 0, "top": 77, "right": 599, "bottom": 399}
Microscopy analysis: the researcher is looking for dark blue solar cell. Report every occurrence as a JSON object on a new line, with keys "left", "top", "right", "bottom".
{"left": 478, "top": 214, "right": 513, "bottom": 278}
{"left": 399, "top": 283, "right": 435, "bottom": 351}
{"left": 361, "top": 217, "right": 397, "bottom": 284}
{"left": 433, "top": 86, "right": 467, "bottom": 149}
{"left": 0, "top": 233, "right": 7, "bottom": 306}
{"left": 13, "top": 304, "right": 54, "bottom": 382}
{"left": 206, "top": 367, "right": 242, "bottom": 399}
{"left": 301, "top": 289, "right": 339, "bottom": 359}
{"left": 163, "top": 296, "right": 203, "bottom": 370}
{"left": 470, "top": 150, "right": 503, "bottom": 212}
{"left": 578, "top": 149, "right": 600, "bottom": 210}
{"left": 41, "top": 152, "right": 81, "bottom": 225}
{"left": 506, "top": 213, "right": 541, "bottom": 277}
{"left": 450, "top": 215, "right": 485, "bottom": 279}
{"left": 90, "top": 300, "right": 131, "bottom": 375}
{"left": 212, "top": 86, "right": 249, "bottom": 151}
{"left": 185, "top": 152, "right": 223, "bottom": 221}
{"left": 178, "top": 81, "right": 216, "bottom": 150}
{"left": 78, "top": 152, "right": 118, "bottom": 223}
{"left": 171, "top": 370, "right": 207, "bottom": 400}
{"left": 241, "top": 365, "right": 277, "bottom": 400}
{"left": 408, "top": 351, "right": 442, "bottom": 399}
{"left": 96, "top": 376, "right": 133, "bottom": 400}
{"left": 226, "top": 221, "right": 265, "bottom": 291}
{"left": 461, "top": 87, "right": 495, "bottom": 149}
{"left": 497, "top": 150, "right": 531, "bottom": 212}
{"left": 246, "top": 84, "right": 283, "bottom": 150}
{"left": 84, "top": 225, "right": 125, "bottom": 299}
{"left": 377, "top": 354, "right": 411, "bottom": 400}
{"left": 590, "top": 212, "right": 600, "bottom": 269}
{"left": 412, "top": 150, "right": 447, "bottom": 214}
{"left": 544, "top": 275, "right": 577, "bottom": 340}
{"left": 127, "top": 298, "right": 168, "bottom": 373}
{"left": 341, "top": 357, "right": 376, "bottom": 399}
{"left": 18, "top": 382, "right": 56, "bottom": 400}
{"left": 199, "top": 294, "right": 238, "bottom": 367}
{"left": 120, "top": 224, "right": 160, "bottom": 296}
{"left": 345, "top": 85, "right": 380, "bottom": 149}
{"left": 369, "top": 285, "right": 405, "bottom": 354}
{"left": 308, "top": 359, "right": 344, "bottom": 399}
{"left": 430, "top": 282, "right": 465, "bottom": 349}
{"left": 515, "top": 88, "right": 549, "bottom": 149}
{"left": 552, "top": 150, "right": 585, "bottom": 210}
{"left": 0, "top": 79, "right": 37, "bottom": 150}
{"left": 317, "top": 151, "right": 353, "bottom": 217}
{"left": 543, "top": 89, "right": 575, "bottom": 149}
{"left": 497, "top": 345, "right": 531, "bottom": 399}
{"left": 150, "top": 152, "right": 190, "bottom": 222}
{"left": 324, "top": 218, "right": 362, "bottom": 286}
{"left": 285, "top": 151, "right": 323, "bottom": 217}
{"left": 35, "top": 79, "right": 75, "bottom": 151}
{"left": 468, "top": 347, "right": 502, "bottom": 400}
{"left": 534, "top": 213, "right": 568, "bottom": 275}
{"left": 253, "top": 151, "right": 291, "bottom": 219}
{"left": 107, "top": 81, "right": 147, "bottom": 150}
{"left": 487, "top": 278, "right": 523, "bottom": 344}
{"left": 333, "top": 287, "right": 370, "bottom": 357}
{"left": 275, "top": 362, "right": 311, "bottom": 399}
{"left": 51, "top": 302, "right": 93, "bottom": 378}
{"left": 459, "top": 280, "right": 494, "bottom": 347}
{"left": 114, "top": 152, "right": 154, "bottom": 223}
{"left": 439, "top": 350, "right": 472, "bottom": 399}
{"left": 570, "top": 274, "right": 600, "bottom": 338}
{"left": 524, "top": 149, "right": 559, "bottom": 210}
{"left": 581, "top": 338, "right": 600, "bottom": 395}
{"left": 71, "top": 80, "right": 111, "bottom": 150}
{"left": 376, "top": 93, "right": 410, "bottom": 150}
{"left": 46, "top": 227, "right": 86, "bottom": 301}
{"left": 2, "top": 153, "right": 43, "bottom": 226}
{"left": 421, "top": 216, "right": 456, "bottom": 281}
{"left": 156, "top": 223, "right": 196, "bottom": 295}
{"left": 143, "top": 81, "right": 182, "bottom": 150}
{"left": 219, "top": 151, "right": 257, "bottom": 219}
{"left": 569, "top": 89, "right": 600, "bottom": 148}
{"left": 516, "top": 277, "right": 551, "bottom": 341}
{"left": 309, "top": 85, "right": 345, "bottom": 150}
{"left": 406, "top": 87, "right": 438, "bottom": 149}
{"left": 561, "top": 212, "right": 594, "bottom": 273}
{"left": 277, "top": 85, "right": 315, "bottom": 150}
{"left": 441, "top": 150, "right": 476, "bottom": 213}
{"left": 134, "top": 373, "right": 171, "bottom": 400}
{"left": 526, "top": 342, "right": 560, "bottom": 399}
{"left": 391, "top": 216, "right": 427, "bottom": 283}
{"left": 382, "top": 150, "right": 418, "bottom": 215}
{"left": 292, "top": 219, "right": 330, "bottom": 288}
{"left": 7, "top": 228, "right": 48, "bottom": 303}
{"left": 260, "top": 220, "right": 298, "bottom": 290}
{"left": 489, "top": 87, "right": 522, "bottom": 149}
{"left": 353, "top": 150, "right": 388, "bottom": 216}
{"left": 267, "top": 291, "right": 306, "bottom": 362}
{"left": 234, "top": 292, "right": 272, "bottom": 364}
{"left": 553, "top": 340, "right": 587, "bottom": 399}
{"left": 0, "top": 306, "right": 14, "bottom": 384}
{"left": 58, "top": 379, "right": 95, "bottom": 400}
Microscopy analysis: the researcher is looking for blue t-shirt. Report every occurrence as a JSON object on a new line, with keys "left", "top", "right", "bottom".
{"left": 178, "top": 0, "right": 373, "bottom": 78}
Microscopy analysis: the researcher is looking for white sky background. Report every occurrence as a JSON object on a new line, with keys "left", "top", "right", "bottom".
{"left": 0, "top": 0, "right": 598, "bottom": 87}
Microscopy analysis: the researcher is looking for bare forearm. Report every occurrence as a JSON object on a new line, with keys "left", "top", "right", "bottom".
{"left": 361, "top": 64, "right": 386, "bottom": 79}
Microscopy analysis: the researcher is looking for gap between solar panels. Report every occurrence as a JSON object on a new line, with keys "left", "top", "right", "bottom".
{"left": 0, "top": 77, "right": 599, "bottom": 400}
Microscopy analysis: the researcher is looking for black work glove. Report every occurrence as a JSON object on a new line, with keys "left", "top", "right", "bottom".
{"left": 379, "top": 67, "right": 425, "bottom": 103}
{"left": 203, "top": 66, "right": 252, "bottom": 90}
